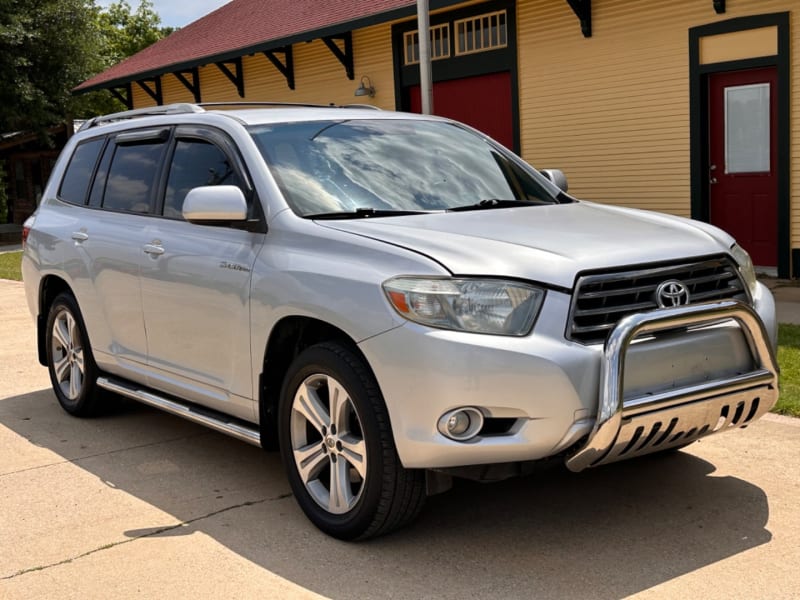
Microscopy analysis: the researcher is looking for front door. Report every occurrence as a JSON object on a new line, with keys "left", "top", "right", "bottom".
{"left": 708, "top": 67, "right": 778, "bottom": 267}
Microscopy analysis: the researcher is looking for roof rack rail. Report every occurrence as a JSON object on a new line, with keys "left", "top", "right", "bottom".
{"left": 77, "top": 101, "right": 385, "bottom": 133}
{"left": 340, "top": 104, "right": 382, "bottom": 110}
{"left": 79, "top": 103, "right": 204, "bottom": 131}
{"left": 199, "top": 101, "right": 382, "bottom": 110}
{"left": 199, "top": 101, "right": 329, "bottom": 109}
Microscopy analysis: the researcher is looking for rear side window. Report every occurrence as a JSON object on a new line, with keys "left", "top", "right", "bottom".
{"left": 58, "top": 138, "right": 104, "bottom": 205}
{"left": 164, "top": 139, "right": 243, "bottom": 219}
{"left": 103, "top": 140, "right": 167, "bottom": 214}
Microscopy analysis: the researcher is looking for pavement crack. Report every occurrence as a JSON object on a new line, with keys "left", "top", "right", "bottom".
{"left": 1, "top": 492, "right": 292, "bottom": 580}
{"left": 0, "top": 432, "right": 212, "bottom": 478}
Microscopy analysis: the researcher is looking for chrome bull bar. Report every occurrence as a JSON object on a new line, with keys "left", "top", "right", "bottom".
{"left": 566, "top": 300, "right": 778, "bottom": 472}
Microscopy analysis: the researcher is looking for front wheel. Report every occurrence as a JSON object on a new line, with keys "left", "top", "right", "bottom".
{"left": 45, "top": 293, "right": 103, "bottom": 416}
{"left": 279, "top": 342, "right": 425, "bottom": 540}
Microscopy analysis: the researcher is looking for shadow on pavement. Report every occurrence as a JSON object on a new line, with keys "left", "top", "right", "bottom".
{"left": 2, "top": 389, "right": 771, "bottom": 599}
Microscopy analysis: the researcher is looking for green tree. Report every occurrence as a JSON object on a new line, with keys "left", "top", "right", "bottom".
{"left": 0, "top": 0, "right": 174, "bottom": 134}
{"left": 0, "top": 0, "right": 99, "bottom": 134}
{"left": 96, "top": 0, "right": 174, "bottom": 67}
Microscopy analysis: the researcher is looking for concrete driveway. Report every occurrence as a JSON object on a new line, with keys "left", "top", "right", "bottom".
{"left": 2, "top": 279, "right": 799, "bottom": 599}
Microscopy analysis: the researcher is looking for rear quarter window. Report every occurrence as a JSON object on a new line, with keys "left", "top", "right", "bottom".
{"left": 58, "top": 138, "right": 105, "bottom": 205}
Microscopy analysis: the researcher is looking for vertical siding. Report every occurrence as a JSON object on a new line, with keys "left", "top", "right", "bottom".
{"left": 517, "top": 0, "right": 798, "bottom": 234}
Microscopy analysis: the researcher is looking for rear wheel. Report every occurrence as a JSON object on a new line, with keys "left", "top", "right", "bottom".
{"left": 279, "top": 342, "right": 425, "bottom": 540}
{"left": 45, "top": 293, "right": 103, "bottom": 416}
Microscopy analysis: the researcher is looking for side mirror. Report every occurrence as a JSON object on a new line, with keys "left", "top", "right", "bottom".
{"left": 182, "top": 186, "right": 247, "bottom": 222}
{"left": 540, "top": 169, "right": 568, "bottom": 193}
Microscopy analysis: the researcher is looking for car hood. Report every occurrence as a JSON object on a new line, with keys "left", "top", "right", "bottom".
{"left": 318, "top": 201, "right": 735, "bottom": 289}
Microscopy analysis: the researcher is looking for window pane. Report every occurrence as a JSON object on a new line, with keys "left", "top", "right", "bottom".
{"left": 58, "top": 138, "right": 104, "bottom": 205}
{"left": 725, "top": 83, "right": 770, "bottom": 174}
{"left": 164, "top": 140, "right": 241, "bottom": 219}
{"left": 103, "top": 142, "right": 164, "bottom": 213}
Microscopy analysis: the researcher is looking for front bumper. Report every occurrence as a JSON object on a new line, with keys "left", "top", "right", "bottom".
{"left": 566, "top": 299, "right": 778, "bottom": 471}
{"left": 359, "top": 288, "right": 778, "bottom": 470}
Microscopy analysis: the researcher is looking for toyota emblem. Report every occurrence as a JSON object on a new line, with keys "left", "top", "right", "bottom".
{"left": 655, "top": 280, "right": 690, "bottom": 308}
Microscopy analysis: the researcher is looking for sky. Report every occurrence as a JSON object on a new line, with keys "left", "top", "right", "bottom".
{"left": 96, "top": 0, "right": 232, "bottom": 28}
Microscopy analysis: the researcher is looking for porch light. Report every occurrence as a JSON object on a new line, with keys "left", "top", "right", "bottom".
{"left": 354, "top": 76, "right": 376, "bottom": 97}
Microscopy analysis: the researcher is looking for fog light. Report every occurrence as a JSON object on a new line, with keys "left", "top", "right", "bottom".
{"left": 447, "top": 412, "right": 471, "bottom": 436}
{"left": 438, "top": 407, "right": 484, "bottom": 441}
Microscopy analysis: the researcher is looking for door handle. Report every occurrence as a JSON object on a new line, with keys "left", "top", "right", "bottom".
{"left": 143, "top": 244, "right": 165, "bottom": 256}
{"left": 710, "top": 177, "right": 718, "bottom": 184}
{"left": 71, "top": 231, "right": 88, "bottom": 241}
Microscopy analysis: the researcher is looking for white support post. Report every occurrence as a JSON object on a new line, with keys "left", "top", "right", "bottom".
{"left": 416, "top": 0, "right": 434, "bottom": 114}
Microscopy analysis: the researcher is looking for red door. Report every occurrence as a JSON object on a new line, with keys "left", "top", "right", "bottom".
{"left": 709, "top": 67, "right": 778, "bottom": 266}
{"left": 408, "top": 71, "right": 513, "bottom": 149}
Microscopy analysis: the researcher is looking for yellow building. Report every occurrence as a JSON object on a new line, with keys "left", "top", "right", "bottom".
{"left": 76, "top": 0, "right": 797, "bottom": 277}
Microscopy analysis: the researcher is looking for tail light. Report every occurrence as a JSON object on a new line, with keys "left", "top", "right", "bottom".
{"left": 22, "top": 215, "right": 35, "bottom": 250}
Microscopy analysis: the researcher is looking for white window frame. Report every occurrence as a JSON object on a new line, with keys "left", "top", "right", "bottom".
{"left": 454, "top": 10, "right": 508, "bottom": 57}
{"left": 403, "top": 24, "right": 451, "bottom": 65}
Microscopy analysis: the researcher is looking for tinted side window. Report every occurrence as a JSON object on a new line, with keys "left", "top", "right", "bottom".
{"left": 87, "top": 142, "right": 113, "bottom": 208}
{"left": 103, "top": 141, "right": 166, "bottom": 214}
{"left": 58, "top": 138, "right": 104, "bottom": 205}
{"left": 164, "top": 139, "right": 242, "bottom": 219}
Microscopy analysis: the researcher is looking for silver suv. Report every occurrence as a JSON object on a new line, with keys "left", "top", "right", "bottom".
{"left": 22, "top": 103, "right": 779, "bottom": 540}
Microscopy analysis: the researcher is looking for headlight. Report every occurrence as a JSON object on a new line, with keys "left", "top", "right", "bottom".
{"left": 730, "top": 243, "right": 758, "bottom": 297}
{"left": 383, "top": 277, "right": 545, "bottom": 336}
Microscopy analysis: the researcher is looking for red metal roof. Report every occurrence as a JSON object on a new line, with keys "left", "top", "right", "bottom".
{"left": 76, "top": 0, "right": 418, "bottom": 93}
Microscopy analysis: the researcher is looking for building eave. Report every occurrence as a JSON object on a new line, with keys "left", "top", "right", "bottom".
{"left": 73, "top": 2, "right": 441, "bottom": 95}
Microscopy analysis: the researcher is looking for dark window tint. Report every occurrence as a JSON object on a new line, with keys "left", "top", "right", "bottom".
{"left": 58, "top": 138, "right": 104, "bottom": 205}
{"left": 164, "top": 139, "right": 242, "bottom": 219}
{"left": 87, "top": 143, "right": 113, "bottom": 208}
{"left": 103, "top": 142, "right": 166, "bottom": 214}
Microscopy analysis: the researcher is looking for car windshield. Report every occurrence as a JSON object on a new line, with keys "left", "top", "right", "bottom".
{"left": 248, "top": 119, "right": 560, "bottom": 217}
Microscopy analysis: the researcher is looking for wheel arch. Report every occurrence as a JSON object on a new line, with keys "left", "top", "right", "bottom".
{"left": 36, "top": 275, "right": 75, "bottom": 366}
{"left": 258, "top": 315, "right": 374, "bottom": 449}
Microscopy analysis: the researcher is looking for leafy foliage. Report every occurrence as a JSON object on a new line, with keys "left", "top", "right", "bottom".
{"left": 0, "top": 0, "right": 173, "bottom": 135}
{"left": 97, "top": 0, "right": 175, "bottom": 67}
{"left": 0, "top": 0, "right": 99, "bottom": 134}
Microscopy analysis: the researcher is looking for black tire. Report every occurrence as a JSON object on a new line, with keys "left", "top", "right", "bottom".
{"left": 45, "top": 292, "right": 103, "bottom": 417}
{"left": 279, "top": 342, "right": 425, "bottom": 540}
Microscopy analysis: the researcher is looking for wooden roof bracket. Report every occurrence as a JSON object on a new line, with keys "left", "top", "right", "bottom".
{"left": 713, "top": 0, "right": 725, "bottom": 13}
{"left": 321, "top": 33, "right": 354, "bottom": 80}
{"left": 136, "top": 77, "right": 163, "bottom": 105}
{"left": 109, "top": 83, "right": 133, "bottom": 110}
{"left": 263, "top": 46, "right": 295, "bottom": 90}
{"left": 174, "top": 68, "right": 201, "bottom": 103}
{"left": 566, "top": 0, "right": 592, "bottom": 37}
{"left": 216, "top": 58, "right": 245, "bottom": 98}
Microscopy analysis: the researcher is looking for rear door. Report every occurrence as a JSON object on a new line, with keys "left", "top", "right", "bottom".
{"left": 138, "top": 126, "right": 264, "bottom": 420}
{"left": 68, "top": 130, "right": 170, "bottom": 370}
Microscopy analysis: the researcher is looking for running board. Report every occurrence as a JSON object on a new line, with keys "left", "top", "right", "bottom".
{"left": 97, "top": 376, "right": 261, "bottom": 447}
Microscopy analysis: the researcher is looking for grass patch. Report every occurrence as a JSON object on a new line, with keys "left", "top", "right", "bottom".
{"left": 0, "top": 250, "right": 22, "bottom": 281}
{"left": 777, "top": 323, "right": 800, "bottom": 417}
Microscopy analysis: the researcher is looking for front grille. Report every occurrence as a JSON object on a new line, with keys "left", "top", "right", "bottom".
{"left": 568, "top": 256, "right": 748, "bottom": 345}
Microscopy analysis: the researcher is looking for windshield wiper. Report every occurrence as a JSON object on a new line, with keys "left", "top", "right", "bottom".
{"left": 448, "top": 198, "right": 546, "bottom": 212}
{"left": 304, "top": 208, "right": 437, "bottom": 220}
